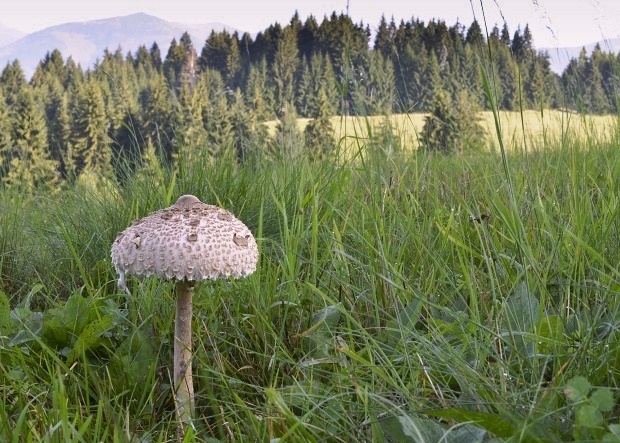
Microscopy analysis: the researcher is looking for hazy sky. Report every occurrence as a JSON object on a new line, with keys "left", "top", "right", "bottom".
{"left": 1, "top": 0, "right": 619, "bottom": 49}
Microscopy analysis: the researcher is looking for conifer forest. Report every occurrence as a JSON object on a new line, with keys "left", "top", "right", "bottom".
{"left": 0, "top": 12, "right": 618, "bottom": 191}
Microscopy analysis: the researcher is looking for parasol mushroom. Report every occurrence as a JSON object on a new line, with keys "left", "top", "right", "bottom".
{"left": 110, "top": 194, "right": 258, "bottom": 431}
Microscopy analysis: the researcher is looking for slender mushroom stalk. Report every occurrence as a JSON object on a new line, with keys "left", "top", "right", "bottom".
{"left": 174, "top": 279, "right": 195, "bottom": 425}
{"left": 111, "top": 195, "right": 258, "bottom": 434}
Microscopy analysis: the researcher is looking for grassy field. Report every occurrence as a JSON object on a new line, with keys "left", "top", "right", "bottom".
{"left": 1, "top": 110, "right": 620, "bottom": 442}
{"left": 266, "top": 110, "right": 620, "bottom": 154}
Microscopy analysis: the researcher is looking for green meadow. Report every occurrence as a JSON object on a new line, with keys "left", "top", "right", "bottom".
{"left": 1, "top": 107, "right": 620, "bottom": 442}
{"left": 266, "top": 110, "right": 620, "bottom": 153}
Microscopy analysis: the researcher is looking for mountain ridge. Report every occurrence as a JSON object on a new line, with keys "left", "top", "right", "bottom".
{"left": 0, "top": 12, "right": 616, "bottom": 78}
{"left": 541, "top": 38, "right": 620, "bottom": 74}
{"left": 0, "top": 13, "right": 237, "bottom": 78}
{"left": 0, "top": 23, "right": 25, "bottom": 48}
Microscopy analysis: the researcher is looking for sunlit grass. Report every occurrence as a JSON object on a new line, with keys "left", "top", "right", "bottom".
{"left": 1, "top": 123, "right": 620, "bottom": 441}
{"left": 264, "top": 110, "right": 620, "bottom": 155}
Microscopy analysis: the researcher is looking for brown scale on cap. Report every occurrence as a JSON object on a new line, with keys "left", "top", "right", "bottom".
{"left": 111, "top": 194, "right": 258, "bottom": 292}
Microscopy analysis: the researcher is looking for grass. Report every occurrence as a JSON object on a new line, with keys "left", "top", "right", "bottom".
{"left": 1, "top": 118, "right": 619, "bottom": 442}
{"left": 265, "top": 110, "right": 620, "bottom": 155}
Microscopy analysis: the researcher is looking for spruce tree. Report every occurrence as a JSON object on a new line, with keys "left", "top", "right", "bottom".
{"left": 163, "top": 34, "right": 197, "bottom": 91}
{"left": 72, "top": 78, "right": 113, "bottom": 179}
{"left": 273, "top": 26, "right": 299, "bottom": 109}
{"left": 150, "top": 42, "right": 163, "bottom": 71}
{"left": 229, "top": 88, "right": 268, "bottom": 163}
{"left": 142, "top": 73, "right": 174, "bottom": 160}
{"left": 420, "top": 89, "right": 484, "bottom": 154}
{"left": 43, "top": 79, "right": 71, "bottom": 178}
{"left": 31, "top": 49, "right": 66, "bottom": 89}
{"left": 374, "top": 15, "right": 394, "bottom": 58}
{"left": 245, "top": 59, "right": 274, "bottom": 121}
{"left": 204, "top": 91, "right": 234, "bottom": 159}
{"left": 0, "top": 60, "right": 27, "bottom": 107}
{"left": 0, "top": 90, "right": 13, "bottom": 176}
{"left": 368, "top": 51, "right": 396, "bottom": 115}
{"left": 304, "top": 88, "right": 336, "bottom": 161}
{"left": 298, "top": 15, "right": 320, "bottom": 61}
{"left": 199, "top": 30, "right": 241, "bottom": 87}
{"left": 273, "top": 101, "right": 304, "bottom": 160}
{"left": 4, "top": 88, "right": 59, "bottom": 192}
{"left": 175, "top": 81, "right": 208, "bottom": 157}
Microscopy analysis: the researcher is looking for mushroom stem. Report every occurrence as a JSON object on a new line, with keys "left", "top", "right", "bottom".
{"left": 174, "top": 279, "right": 195, "bottom": 429}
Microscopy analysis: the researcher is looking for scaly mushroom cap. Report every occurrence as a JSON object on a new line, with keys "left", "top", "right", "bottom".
{"left": 111, "top": 195, "right": 258, "bottom": 288}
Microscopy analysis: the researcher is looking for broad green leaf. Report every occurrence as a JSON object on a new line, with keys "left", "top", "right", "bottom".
{"left": 534, "top": 315, "right": 564, "bottom": 354}
{"left": 63, "top": 289, "right": 96, "bottom": 335}
{"left": 503, "top": 281, "right": 539, "bottom": 333}
{"left": 603, "top": 424, "right": 620, "bottom": 441}
{"left": 67, "top": 315, "right": 114, "bottom": 364}
{"left": 576, "top": 404, "right": 603, "bottom": 428}
{"left": 564, "top": 376, "right": 591, "bottom": 402}
{"left": 310, "top": 305, "right": 341, "bottom": 331}
{"left": 301, "top": 305, "right": 341, "bottom": 358}
{"left": 386, "top": 299, "right": 422, "bottom": 354}
{"left": 19, "top": 283, "right": 44, "bottom": 311}
{"left": 0, "top": 289, "right": 11, "bottom": 336}
{"left": 444, "top": 424, "right": 487, "bottom": 443}
{"left": 379, "top": 415, "right": 444, "bottom": 442}
{"left": 110, "top": 330, "right": 156, "bottom": 389}
{"left": 8, "top": 310, "right": 43, "bottom": 347}
{"left": 536, "top": 315, "right": 563, "bottom": 340}
{"left": 425, "top": 408, "right": 517, "bottom": 437}
{"left": 42, "top": 308, "right": 70, "bottom": 347}
{"left": 590, "top": 388, "right": 614, "bottom": 412}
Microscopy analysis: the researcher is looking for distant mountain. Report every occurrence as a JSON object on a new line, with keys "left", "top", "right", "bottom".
{"left": 0, "top": 13, "right": 237, "bottom": 78}
{"left": 541, "top": 38, "right": 620, "bottom": 74}
{"left": 0, "top": 23, "right": 25, "bottom": 48}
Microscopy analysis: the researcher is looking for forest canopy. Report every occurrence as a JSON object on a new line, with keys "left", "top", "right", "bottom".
{"left": 0, "top": 12, "right": 617, "bottom": 191}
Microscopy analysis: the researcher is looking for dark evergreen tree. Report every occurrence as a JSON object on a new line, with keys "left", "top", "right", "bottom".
{"left": 374, "top": 15, "right": 395, "bottom": 58}
{"left": 245, "top": 58, "right": 274, "bottom": 121}
{"left": 31, "top": 50, "right": 66, "bottom": 89}
{"left": 418, "top": 52, "right": 442, "bottom": 111}
{"left": 174, "top": 81, "right": 208, "bottom": 156}
{"left": 298, "top": 15, "right": 320, "bottom": 61}
{"left": 199, "top": 30, "right": 241, "bottom": 87}
{"left": 273, "top": 102, "right": 304, "bottom": 160}
{"left": 0, "top": 60, "right": 27, "bottom": 107}
{"left": 273, "top": 26, "right": 299, "bottom": 109}
{"left": 296, "top": 58, "right": 313, "bottom": 117}
{"left": 304, "top": 88, "right": 336, "bottom": 161}
{"left": 150, "top": 42, "right": 163, "bottom": 71}
{"left": 500, "top": 23, "right": 511, "bottom": 46}
{"left": 43, "top": 79, "right": 71, "bottom": 178}
{"left": 72, "top": 78, "right": 113, "bottom": 179}
{"left": 4, "top": 88, "right": 58, "bottom": 192}
{"left": 465, "top": 20, "right": 484, "bottom": 46}
{"left": 141, "top": 73, "right": 174, "bottom": 160}
{"left": 163, "top": 33, "right": 197, "bottom": 91}
{"left": 420, "top": 89, "right": 484, "bottom": 154}
{"left": 0, "top": 90, "right": 13, "bottom": 176}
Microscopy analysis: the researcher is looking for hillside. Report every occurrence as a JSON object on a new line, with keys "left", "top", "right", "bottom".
{"left": 542, "top": 37, "right": 620, "bottom": 73}
{"left": 0, "top": 13, "right": 236, "bottom": 77}
{"left": 0, "top": 23, "right": 25, "bottom": 48}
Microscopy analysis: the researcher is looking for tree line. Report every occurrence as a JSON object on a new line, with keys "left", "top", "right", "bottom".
{"left": 0, "top": 11, "right": 618, "bottom": 192}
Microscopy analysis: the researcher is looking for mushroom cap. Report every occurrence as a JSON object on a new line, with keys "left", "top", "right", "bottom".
{"left": 111, "top": 195, "right": 258, "bottom": 285}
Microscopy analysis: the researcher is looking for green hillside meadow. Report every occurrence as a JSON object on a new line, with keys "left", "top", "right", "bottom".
{"left": 1, "top": 107, "right": 620, "bottom": 441}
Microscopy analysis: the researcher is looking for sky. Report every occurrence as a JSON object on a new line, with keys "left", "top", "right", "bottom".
{"left": 1, "top": 0, "right": 619, "bottom": 49}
